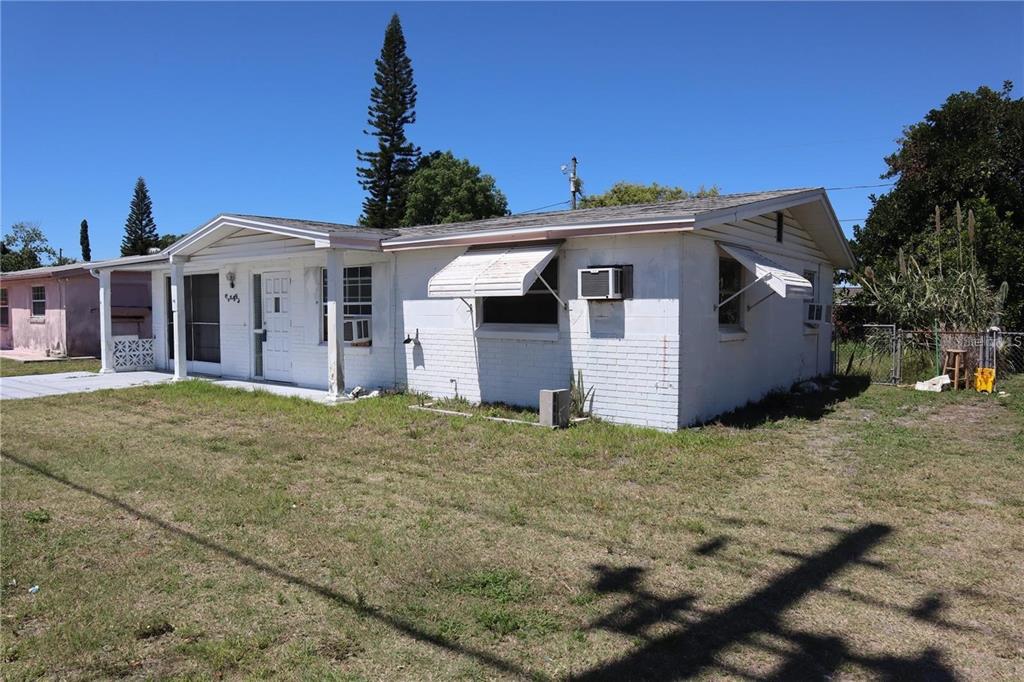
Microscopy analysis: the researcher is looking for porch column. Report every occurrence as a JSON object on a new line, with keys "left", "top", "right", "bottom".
{"left": 170, "top": 260, "right": 188, "bottom": 380}
{"left": 325, "top": 248, "right": 345, "bottom": 401}
{"left": 97, "top": 269, "right": 115, "bottom": 373}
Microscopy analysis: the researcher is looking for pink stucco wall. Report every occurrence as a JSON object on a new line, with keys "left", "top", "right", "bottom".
{"left": 0, "top": 270, "right": 152, "bottom": 356}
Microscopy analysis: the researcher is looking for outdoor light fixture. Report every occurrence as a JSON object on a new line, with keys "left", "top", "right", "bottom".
{"left": 226, "top": 271, "right": 236, "bottom": 288}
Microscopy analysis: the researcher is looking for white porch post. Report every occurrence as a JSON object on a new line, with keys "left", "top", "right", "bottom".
{"left": 326, "top": 248, "right": 345, "bottom": 401}
{"left": 97, "top": 269, "right": 115, "bottom": 373}
{"left": 170, "top": 259, "right": 188, "bottom": 380}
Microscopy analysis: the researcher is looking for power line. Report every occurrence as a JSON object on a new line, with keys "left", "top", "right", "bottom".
{"left": 825, "top": 183, "right": 895, "bottom": 191}
{"left": 839, "top": 218, "right": 866, "bottom": 222}
{"left": 519, "top": 200, "right": 570, "bottom": 214}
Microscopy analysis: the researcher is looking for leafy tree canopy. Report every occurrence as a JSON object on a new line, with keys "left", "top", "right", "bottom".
{"left": 857, "top": 205, "right": 1008, "bottom": 331}
{"left": 580, "top": 181, "right": 719, "bottom": 208}
{"left": 851, "top": 82, "right": 1023, "bottom": 327}
{"left": 156, "top": 233, "right": 184, "bottom": 250}
{"left": 1, "top": 222, "right": 57, "bottom": 272}
{"left": 401, "top": 151, "right": 509, "bottom": 226}
{"left": 356, "top": 13, "right": 420, "bottom": 229}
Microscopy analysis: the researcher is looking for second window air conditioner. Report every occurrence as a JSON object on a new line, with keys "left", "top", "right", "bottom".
{"left": 344, "top": 316, "right": 372, "bottom": 344}
{"left": 578, "top": 266, "right": 632, "bottom": 300}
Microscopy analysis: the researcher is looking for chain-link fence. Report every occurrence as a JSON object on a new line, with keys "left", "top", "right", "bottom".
{"left": 834, "top": 326, "right": 1023, "bottom": 387}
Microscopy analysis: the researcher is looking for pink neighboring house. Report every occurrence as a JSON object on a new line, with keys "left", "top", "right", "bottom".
{"left": 0, "top": 263, "right": 151, "bottom": 357}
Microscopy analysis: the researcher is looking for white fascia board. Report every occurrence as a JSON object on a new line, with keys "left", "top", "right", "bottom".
{"left": 323, "top": 234, "right": 385, "bottom": 251}
{"left": 167, "top": 215, "right": 333, "bottom": 259}
{"left": 382, "top": 217, "right": 695, "bottom": 251}
{"left": 87, "top": 253, "right": 170, "bottom": 272}
{"left": 690, "top": 189, "right": 824, "bottom": 231}
{"left": 814, "top": 195, "right": 857, "bottom": 269}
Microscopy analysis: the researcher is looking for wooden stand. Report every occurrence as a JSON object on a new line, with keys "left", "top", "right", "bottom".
{"left": 942, "top": 349, "right": 968, "bottom": 390}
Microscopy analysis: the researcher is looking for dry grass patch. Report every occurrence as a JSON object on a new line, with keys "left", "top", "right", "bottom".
{"left": 1, "top": 376, "right": 1022, "bottom": 679}
{"left": 0, "top": 357, "right": 100, "bottom": 377}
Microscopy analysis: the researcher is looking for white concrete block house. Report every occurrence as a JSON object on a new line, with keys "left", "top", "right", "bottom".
{"left": 92, "top": 188, "right": 855, "bottom": 430}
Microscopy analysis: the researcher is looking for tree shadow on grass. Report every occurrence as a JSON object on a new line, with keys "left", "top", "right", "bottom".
{"left": 712, "top": 374, "right": 871, "bottom": 429}
{"left": 5, "top": 454, "right": 964, "bottom": 681}
{"left": 574, "top": 524, "right": 961, "bottom": 681}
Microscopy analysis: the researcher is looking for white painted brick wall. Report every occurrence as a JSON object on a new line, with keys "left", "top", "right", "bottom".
{"left": 149, "top": 251, "right": 395, "bottom": 392}
{"left": 397, "top": 235, "right": 683, "bottom": 430}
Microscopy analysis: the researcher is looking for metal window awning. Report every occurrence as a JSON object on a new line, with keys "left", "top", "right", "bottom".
{"left": 718, "top": 243, "right": 814, "bottom": 300}
{"left": 427, "top": 244, "right": 560, "bottom": 298}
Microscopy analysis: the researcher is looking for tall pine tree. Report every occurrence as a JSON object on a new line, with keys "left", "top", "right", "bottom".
{"left": 121, "top": 177, "right": 159, "bottom": 256}
{"left": 80, "top": 219, "right": 92, "bottom": 261}
{"left": 356, "top": 14, "right": 420, "bottom": 229}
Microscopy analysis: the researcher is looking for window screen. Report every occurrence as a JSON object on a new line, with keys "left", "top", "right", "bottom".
{"left": 0, "top": 288, "right": 8, "bottom": 326}
{"left": 166, "top": 274, "right": 221, "bottom": 363}
{"left": 31, "top": 286, "right": 46, "bottom": 316}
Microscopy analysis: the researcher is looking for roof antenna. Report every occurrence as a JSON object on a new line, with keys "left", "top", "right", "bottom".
{"left": 561, "top": 156, "right": 583, "bottom": 210}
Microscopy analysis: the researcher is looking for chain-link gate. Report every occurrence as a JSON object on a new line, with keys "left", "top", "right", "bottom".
{"left": 835, "top": 325, "right": 1022, "bottom": 387}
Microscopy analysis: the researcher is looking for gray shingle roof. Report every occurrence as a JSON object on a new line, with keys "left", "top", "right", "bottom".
{"left": 224, "top": 214, "right": 399, "bottom": 239}
{"left": 0, "top": 261, "right": 91, "bottom": 280}
{"left": 390, "top": 188, "right": 818, "bottom": 242}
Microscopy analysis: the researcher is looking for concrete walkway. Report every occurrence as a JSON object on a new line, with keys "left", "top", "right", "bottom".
{"left": 0, "top": 371, "right": 346, "bottom": 404}
{"left": 0, "top": 371, "right": 173, "bottom": 400}
{"left": 211, "top": 379, "right": 345, "bottom": 404}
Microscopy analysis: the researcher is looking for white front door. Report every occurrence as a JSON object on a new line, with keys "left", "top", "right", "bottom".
{"left": 262, "top": 271, "right": 291, "bottom": 382}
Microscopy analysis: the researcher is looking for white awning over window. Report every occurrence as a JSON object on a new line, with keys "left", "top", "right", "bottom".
{"left": 427, "top": 244, "right": 559, "bottom": 298}
{"left": 719, "top": 243, "right": 813, "bottom": 299}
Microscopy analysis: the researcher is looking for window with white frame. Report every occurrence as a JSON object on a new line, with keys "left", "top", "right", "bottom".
{"left": 804, "top": 269, "right": 823, "bottom": 326}
{"left": 718, "top": 257, "right": 743, "bottom": 328}
{"left": 0, "top": 288, "right": 8, "bottom": 326}
{"left": 321, "top": 265, "right": 373, "bottom": 344}
{"left": 31, "top": 286, "right": 46, "bottom": 317}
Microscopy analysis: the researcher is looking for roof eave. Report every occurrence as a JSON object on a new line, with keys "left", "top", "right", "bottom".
{"left": 382, "top": 217, "right": 696, "bottom": 251}
{"left": 0, "top": 266, "right": 88, "bottom": 281}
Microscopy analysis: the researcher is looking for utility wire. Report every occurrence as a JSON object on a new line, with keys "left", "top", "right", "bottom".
{"left": 519, "top": 200, "right": 570, "bottom": 214}
{"left": 825, "top": 183, "right": 895, "bottom": 191}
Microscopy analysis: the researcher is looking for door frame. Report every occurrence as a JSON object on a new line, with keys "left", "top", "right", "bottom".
{"left": 164, "top": 270, "right": 222, "bottom": 376}
{"left": 256, "top": 269, "right": 292, "bottom": 383}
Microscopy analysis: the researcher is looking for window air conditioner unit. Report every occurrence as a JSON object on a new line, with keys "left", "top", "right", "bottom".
{"left": 578, "top": 266, "right": 631, "bottom": 300}
{"left": 344, "top": 316, "right": 372, "bottom": 344}
{"left": 806, "top": 303, "right": 824, "bottom": 324}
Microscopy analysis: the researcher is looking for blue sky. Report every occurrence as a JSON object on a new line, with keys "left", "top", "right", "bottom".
{"left": 2, "top": 2, "right": 1021, "bottom": 261}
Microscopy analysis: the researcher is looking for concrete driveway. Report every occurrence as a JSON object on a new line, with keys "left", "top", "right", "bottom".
{"left": 0, "top": 371, "right": 173, "bottom": 400}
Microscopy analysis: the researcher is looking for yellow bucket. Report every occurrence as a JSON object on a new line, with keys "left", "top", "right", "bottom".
{"left": 975, "top": 367, "right": 995, "bottom": 393}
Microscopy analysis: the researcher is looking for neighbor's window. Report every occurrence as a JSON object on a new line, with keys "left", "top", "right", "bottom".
{"left": 481, "top": 258, "right": 559, "bottom": 325}
{"left": 718, "top": 258, "right": 743, "bottom": 327}
{"left": 0, "top": 288, "right": 8, "bottom": 326}
{"left": 321, "top": 266, "right": 373, "bottom": 342}
{"left": 31, "top": 286, "right": 46, "bottom": 317}
{"left": 803, "top": 269, "right": 817, "bottom": 302}
{"left": 804, "top": 269, "right": 822, "bottom": 326}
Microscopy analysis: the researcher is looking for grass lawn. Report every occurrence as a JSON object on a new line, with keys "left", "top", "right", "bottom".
{"left": 2, "top": 376, "right": 1022, "bottom": 679}
{"left": 0, "top": 357, "right": 100, "bottom": 378}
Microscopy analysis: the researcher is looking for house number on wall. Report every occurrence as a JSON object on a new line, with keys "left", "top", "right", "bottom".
{"left": 224, "top": 293, "right": 240, "bottom": 303}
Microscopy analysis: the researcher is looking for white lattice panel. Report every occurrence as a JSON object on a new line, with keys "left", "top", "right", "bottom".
{"left": 113, "top": 335, "right": 155, "bottom": 371}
